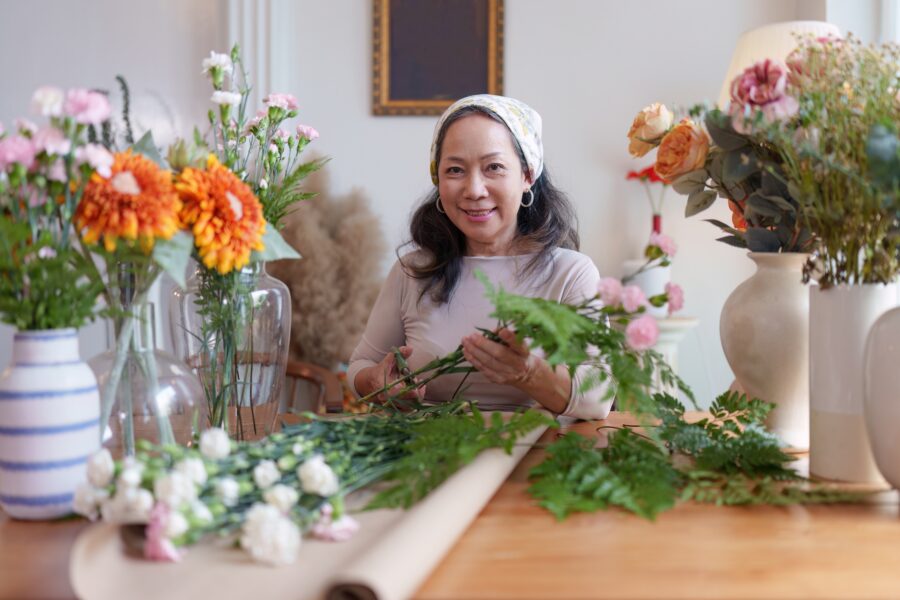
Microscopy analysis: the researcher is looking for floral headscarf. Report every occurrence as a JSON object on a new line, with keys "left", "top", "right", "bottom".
{"left": 429, "top": 94, "right": 543, "bottom": 185}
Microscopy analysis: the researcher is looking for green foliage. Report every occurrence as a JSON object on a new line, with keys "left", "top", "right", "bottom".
{"left": 366, "top": 405, "right": 554, "bottom": 510}
{"left": 528, "top": 391, "right": 863, "bottom": 521}
{"left": 0, "top": 219, "right": 101, "bottom": 330}
{"left": 263, "top": 157, "right": 329, "bottom": 229}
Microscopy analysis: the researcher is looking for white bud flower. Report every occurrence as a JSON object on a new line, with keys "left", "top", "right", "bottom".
{"left": 86, "top": 449, "right": 115, "bottom": 488}
{"left": 200, "top": 428, "right": 231, "bottom": 460}
{"left": 263, "top": 484, "right": 299, "bottom": 514}
{"left": 297, "top": 454, "right": 339, "bottom": 497}
{"left": 174, "top": 457, "right": 208, "bottom": 487}
{"left": 154, "top": 472, "right": 198, "bottom": 509}
{"left": 253, "top": 460, "right": 280, "bottom": 490}
{"left": 214, "top": 477, "right": 240, "bottom": 507}
{"left": 164, "top": 511, "right": 190, "bottom": 539}
{"left": 240, "top": 503, "right": 301, "bottom": 566}
{"left": 201, "top": 52, "right": 234, "bottom": 75}
{"left": 211, "top": 91, "right": 242, "bottom": 106}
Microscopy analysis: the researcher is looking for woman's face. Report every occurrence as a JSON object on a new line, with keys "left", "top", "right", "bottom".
{"left": 437, "top": 114, "right": 531, "bottom": 256}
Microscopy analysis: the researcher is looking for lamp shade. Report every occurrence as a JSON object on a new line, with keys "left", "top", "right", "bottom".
{"left": 718, "top": 21, "right": 841, "bottom": 109}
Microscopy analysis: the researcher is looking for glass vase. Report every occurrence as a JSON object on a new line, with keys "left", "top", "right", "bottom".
{"left": 90, "top": 301, "right": 203, "bottom": 457}
{"left": 170, "top": 262, "right": 291, "bottom": 441}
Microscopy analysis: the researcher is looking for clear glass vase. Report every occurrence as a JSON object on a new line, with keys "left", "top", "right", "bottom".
{"left": 170, "top": 262, "right": 291, "bottom": 441}
{"left": 90, "top": 301, "right": 204, "bottom": 457}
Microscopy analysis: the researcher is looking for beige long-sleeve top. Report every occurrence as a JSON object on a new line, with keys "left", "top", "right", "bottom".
{"left": 347, "top": 248, "right": 613, "bottom": 419}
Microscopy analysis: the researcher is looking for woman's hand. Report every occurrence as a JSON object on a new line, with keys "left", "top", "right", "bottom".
{"left": 461, "top": 328, "right": 538, "bottom": 386}
{"left": 356, "top": 346, "right": 426, "bottom": 402}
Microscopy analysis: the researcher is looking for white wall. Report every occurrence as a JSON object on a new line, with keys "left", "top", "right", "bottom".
{"left": 0, "top": 0, "right": 882, "bottom": 407}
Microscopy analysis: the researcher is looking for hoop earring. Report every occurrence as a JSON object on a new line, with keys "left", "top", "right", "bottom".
{"left": 521, "top": 188, "right": 535, "bottom": 208}
{"left": 436, "top": 196, "right": 446, "bottom": 214}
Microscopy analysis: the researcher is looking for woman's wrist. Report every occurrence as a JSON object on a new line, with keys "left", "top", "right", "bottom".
{"left": 512, "top": 357, "right": 571, "bottom": 414}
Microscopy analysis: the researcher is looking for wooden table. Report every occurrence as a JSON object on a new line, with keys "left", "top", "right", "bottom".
{"left": 3, "top": 413, "right": 900, "bottom": 600}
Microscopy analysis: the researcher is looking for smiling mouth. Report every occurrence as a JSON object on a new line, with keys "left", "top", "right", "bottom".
{"left": 462, "top": 208, "right": 496, "bottom": 217}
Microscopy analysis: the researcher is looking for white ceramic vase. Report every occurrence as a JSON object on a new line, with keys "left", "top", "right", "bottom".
{"left": 719, "top": 252, "right": 809, "bottom": 448}
{"left": 810, "top": 283, "right": 898, "bottom": 483}
{"left": 0, "top": 329, "right": 100, "bottom": 519}
{"left": 863, "top": 303, "right": 900, "bottom": 487}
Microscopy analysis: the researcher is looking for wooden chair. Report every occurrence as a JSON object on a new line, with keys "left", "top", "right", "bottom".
{"left": 284, "top": 360, "right": 345, "bottom": 414}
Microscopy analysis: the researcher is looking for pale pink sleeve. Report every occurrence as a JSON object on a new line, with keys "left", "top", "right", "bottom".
{"left": 558, "top": 257, "right": 614, "bottom": 420}
{"left": 346, "top": 260, "right": 408, "bottom": 397}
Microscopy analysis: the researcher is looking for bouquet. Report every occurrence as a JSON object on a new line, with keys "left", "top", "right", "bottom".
{"left": 0, "top": 87, "right": 112, "bottom": 331}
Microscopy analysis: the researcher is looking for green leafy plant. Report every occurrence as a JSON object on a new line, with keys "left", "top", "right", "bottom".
{"left": 528, "top": 391, "right": 862, "bottom": 521}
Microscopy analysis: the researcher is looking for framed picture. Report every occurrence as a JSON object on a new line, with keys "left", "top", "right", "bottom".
{"left": 372, "top": 0, "right": 504, "bottom": 116}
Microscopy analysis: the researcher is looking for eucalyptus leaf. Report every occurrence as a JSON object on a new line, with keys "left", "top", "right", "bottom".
{"left": 132, "top": 131, "right": 167, "bottom": 169}
{"left": 704, "top": 111, "right": 749, "bottom": 151}
{"left": 251, "top": 224, "right": 302, "bottom": 262}
{"left": 685, "top": 190, "right": 717, "bottom": 217}
{"left": 722, "top": 149, "right": 760, "bottom": 183}
{"left": 744, "top": 228, "right": 781, "bottom": 252}
{"left": 745, "top": 193, "right": 784, "bottom": 220}
{"left": 672, "top": 169, "right": 708, "bottom": 195}
{"left": 716, "top": 234, "right": 747, "bottom": 248}
{"left": 704, "top": 218, "right": 743, "bottom": 236}
{"left": 756, "top": 193, "right": 796, "bottom": 214}
{"left": 152, "top": 231, "right": 193, "bottom": 288}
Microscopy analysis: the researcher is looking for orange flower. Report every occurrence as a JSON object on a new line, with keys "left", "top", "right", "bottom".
{"left": 175, "top": 154, "right": 265, "bottom": 274}
{"left": 728, "top": 199, "right": 748, "bottom": 231}
{"left": 654, "top": 119, "right": 709, "bottom": 181}
{"left": 76, "top": 150, "right": 181, "bottom": 253}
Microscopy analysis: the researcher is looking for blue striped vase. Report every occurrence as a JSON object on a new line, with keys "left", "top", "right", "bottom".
{"left": 0, "top": 329, "right": 100, "bottom": 520}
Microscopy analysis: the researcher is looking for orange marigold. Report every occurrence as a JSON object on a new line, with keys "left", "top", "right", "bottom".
{"left": 75, "top": 150, "right": 182, "bottom": 253}
{"left": 175, "top": 154, "right": 265, "bottom": 274}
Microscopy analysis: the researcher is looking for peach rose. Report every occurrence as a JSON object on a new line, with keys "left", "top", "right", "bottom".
{"left": 627, "top": 103, "right": 673, "bottom": 157}
{"left": 653, "top": 119, "right": 709, "bottom": 181}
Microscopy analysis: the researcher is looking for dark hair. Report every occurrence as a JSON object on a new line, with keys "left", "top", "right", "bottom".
{"left": 400, "top": 106, "right": 580, "bottom": 304}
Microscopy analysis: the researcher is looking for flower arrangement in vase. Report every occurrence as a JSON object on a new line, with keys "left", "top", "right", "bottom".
{"left": 169, "top": 46, "right": 324, "bottom": 440}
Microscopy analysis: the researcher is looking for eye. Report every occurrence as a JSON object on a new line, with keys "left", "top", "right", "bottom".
{"left": 444, "top": 166, "right": 463, "bottom": 175}
{"left": 487, "top": 163, "right": 506, "bottom": 173}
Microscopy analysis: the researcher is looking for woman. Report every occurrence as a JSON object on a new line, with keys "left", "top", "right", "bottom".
{"left": 347, "top": 95, "right": 612, "bottom": 419}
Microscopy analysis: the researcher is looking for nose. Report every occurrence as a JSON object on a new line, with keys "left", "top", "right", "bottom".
{"left": 463, "top": 171, "right": 488, "bottom": 200}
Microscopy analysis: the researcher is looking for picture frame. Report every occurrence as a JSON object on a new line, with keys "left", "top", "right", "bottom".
{"left": 372, "top": 0, "right": 504, "bottom": 116}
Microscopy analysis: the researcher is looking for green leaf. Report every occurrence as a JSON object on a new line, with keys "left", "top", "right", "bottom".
{"left": 685, "top": 190, "right": 717, "bottom": 217}
{"left": 152, "top": 231, "right": 193, "bottom": 288}
{"left": 251, "top": 224, "right": 301, "bottom": 262}
{"left": 704, "top": 219, "right": 743, "bottom": 236}
{"left": 132, "top": 131, "right": 167, "bottom": 168}
{"left": 744, "top": 228, "right": 781, "bottom": 252}
{"left": 672, "top": 169, "right": 708, "bottom": 195}
{"left": 704, "top": 110, "right": 749, "bottom": 151}
{"left": 722, "top": 149, "right": 760, "bottom": 183}
{"left": 715, "top": 235, "right": 748, "bottom": 248}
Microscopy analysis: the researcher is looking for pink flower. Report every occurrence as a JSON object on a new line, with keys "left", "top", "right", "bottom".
{"left": 144, "top": 503, "right": 183, "bottom": 562}
{"left": 729, "top": 60, "right": 798, "bottom": 133}
{"left": 47, "top": 159, "right": 67, "bottom": 182}
{"left": 310, "top": 503, "right": 360, "bottom": 542}
{"left": 597, "top": 277, "right": 623, "bottom": 307}
{"left": 263, "top": 93, "right": 298, "bottom": 111}
{"left": 665, "top": 282, "right": 684, "bottom": 315}
{"left": 63, "top": 89, "right": 112, "bottom": 125}
{"left": 273, "top": 129, "right": 291, "bottom": 142}
{"left": 75, "top": 143, "right": 114, "bottom": 178}
{"left": 621, "top": 285, "right": 647, "bottom": 313}
{"left": 37, "top": 246, "right": 57, "bottom": 259}
{"left": 625, "top": 314, "right": 659, "bottom": 350}
{"left": 648, "top": 232, "right": 677, "bottom": 257}
{"left": 14, "top": 118, "right": 37, "bottom": 134}
{"left": 31, "top": 86, "right": 64, "bottom": 117}
{"left": 296, "top": 124, "right": 319, "bottom": 141}
{"left": 0, "top": 135, "right": 37, "bottom": 170}
{"left": 32, "top": 126, "right": 71, "bottom": 156}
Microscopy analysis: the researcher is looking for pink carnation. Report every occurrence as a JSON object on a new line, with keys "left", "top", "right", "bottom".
{"left": 625, "top": 314, "right": 659, "bottom": 351}
{"left": 75, "top": 143, "right": 114, "bottom": 178}
{"left": 263, "top": 93, "right": 298, "bottom": 111}
{"left": 621, "top": 285, "right": 647, "bottom": 313}
{"left": 273, "top": 128, "right": 291, "bottom": 142}
{"left": 665, "top": 282, "right": 684, "bottom": 315}
{"left": 597, "top": 277, "right": 623, "bottom": 307}
{"left": 0, "top": 135, "right": 37, "bottom": 171}
{"left": 310, "top": 503, "right": 360, "bottom": 542}
{"left": 14, "top": 118, "right": 37, "bottom": 135}
{"left": 649, "top": 232, "right": 677, "bottom": 257}
{"left": 144, "top": 503, "right": 183, "bottom": 562}
{"left": 63, "top": 89, "right": 111, "bottom": 125}
{"left": 729, "top": 59, "right": 798, "bottom": 133}
{"left": 296, "top": 124, "right": 319, "bottom": 141}
{"left": 32, "top": 126, "right": 71, "bottom": 156}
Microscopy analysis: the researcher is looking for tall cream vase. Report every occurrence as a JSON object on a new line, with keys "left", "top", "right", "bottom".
{"left": 809, "top": 283, "right": 898, "bottom": 483}
{"left": 719, "top": 252, "right": 810, "bottom": 448}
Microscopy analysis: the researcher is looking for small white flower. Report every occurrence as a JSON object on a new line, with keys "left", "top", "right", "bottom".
{"left": 211, "top": 91, "right": 242, "bottom": 106}
{"left": 191, "top": 500, "right": 214, "bottom": 524}
{"left": 31, "top": 86, "right": 64, "bottom": 117}
{"left": 174, "top": 457, "right": 208, "bottom": 486}
{"left": 117, "top": 458, "right": 144, "bottom": 489}
{"left": 72, "top": 482, "right": 109, "bottom": 521}
{"left": 214, "top": 477, "right": 240, "bottom": 507}
{"left": 86, "top": 449, "right": 115, "bottom": 488}
{"left": 291, "top": 443, "right": 304, "bottom": 456}
{"left": 164, "top": 511, "right": 189, "bottom": 539}
{"left": 253, "top": 460, "right": 280, "bottom": 490}
{"left": 297, "top": 455, "right": 339, "bottom": 497}
{"left": 154, "top": 472, "right": 197, "bottom": 509}
{"left": 201, "top": 51, "right": 234, "bottom": 75}
{"left": 100, "top": 487, "right": 154, "bottom": 523}
{"left": 200, "top": 428, "right": 231, "bottom": 460}
{"left": 263, "top": 484, "right": 298, "bottom": 514}
{"left": 240, "top": 503, "right": 301, "bottom": 566}
{"left": 259, "top": 178, "right": 268, "bottom": 190}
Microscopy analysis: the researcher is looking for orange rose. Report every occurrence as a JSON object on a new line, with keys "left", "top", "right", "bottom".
{"left": 627, "top": 102, "right": 673, "bottom": 157}
{"left": 653, "top": 119, "right": 709, "bottom": 181}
